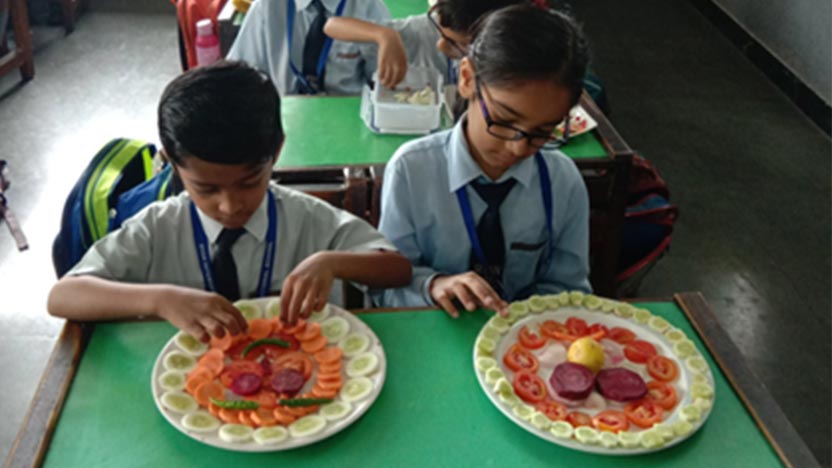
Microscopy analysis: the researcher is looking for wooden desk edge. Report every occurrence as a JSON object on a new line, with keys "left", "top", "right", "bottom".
{"left": 7, "top": 294, "right": 819, "bottom": 467}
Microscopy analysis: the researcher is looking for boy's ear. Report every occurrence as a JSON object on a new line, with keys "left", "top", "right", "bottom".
{"left": 457, "top": 57, "right": 476, "bottom": 100}
{"left": 159, "top": 148, "right": 170, "bottom": 163}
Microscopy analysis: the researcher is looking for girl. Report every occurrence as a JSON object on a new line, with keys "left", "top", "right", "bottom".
{"left": 373, "top": 4, "right": 591, "bottom": 317}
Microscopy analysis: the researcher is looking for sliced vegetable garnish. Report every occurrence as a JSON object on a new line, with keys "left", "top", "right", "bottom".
{"left": 518, "top": 325, "right": 546, "bottom": 350}
{"left": 623, "top": 340, "right": 658, "bottom": 364}
{"left": 210, "top": 398, "right": 260, "bottom": 410}
{"left": 591, "top": 410, "right": 630, "bottom": 433}
{"left": 540, "top": 320, "right": 577, "bottom": 342}
{"left": 279, "top": 397, "right": 334, "bottom": 407}
{"left": 608, "top": 326, "right": 637, "bottom": 344}
{"left": 503, "top": 344, "right": 539, "bottom": 373}
{"left": 241, "top": 338, "right": 291, "bottom": 357}
{"left": 645, "top": 380, "right": 678, "bottom": 410}
{"left": 624, "top": 400, "right": 664, "bottom": 428}
{"left": 647, "top": 355, "right": 679, "bottom": 382}
{"left": 565, "top": 411, "right": 592, "bottom": 428}
{"left": 512, "top": 370, "right": 549, "bottom": 403}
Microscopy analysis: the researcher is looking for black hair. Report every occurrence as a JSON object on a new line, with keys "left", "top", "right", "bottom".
{"left": 158, "top": 60, "right": 283, "bottom": 167}
{"left": 435, "top": 0, "right": 528, "bottom": 32}
{"left": 468, "top": 4, "right": 589, "bottom": 106}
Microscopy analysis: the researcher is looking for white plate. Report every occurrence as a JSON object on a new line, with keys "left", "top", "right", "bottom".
{"left": 473, "top": 293, "right": 715, "bottom": 455}
{"left": 151, "top": 299, "right": 386, "bottom": 452}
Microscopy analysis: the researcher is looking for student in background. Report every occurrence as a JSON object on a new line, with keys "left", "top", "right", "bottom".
{"left": 48, "top": 61, "right": 411, "bottom": 340}
{"left": 227, "top": 0, "right": 390, "bottom": 95}
{"left": 373, "top": 5, "right": 591, "bottom": 317}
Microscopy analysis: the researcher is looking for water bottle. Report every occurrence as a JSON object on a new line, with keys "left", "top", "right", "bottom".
{"left": 195, "top": 18, "right": 221, "bottom": 67}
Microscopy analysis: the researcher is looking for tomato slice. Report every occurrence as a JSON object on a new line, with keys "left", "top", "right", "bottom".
{"left": 512, "top": 370, "right": 548, "bottom": 403}
{"left": 539, "top": 320, "right": 578, "bottom": 342}
{"left": 565, "top": 411, "right": 592, "bottom": 427}
{"left": 227, "top": 338, "right": 255, "bottom": 361}
{"left": 624, "top": 340, "right": 658, "bottom": 363}
{"left": 565, "top": 317, "right": 589, "bottom": 337}
{"left": 535, "top": 399, "right": 567, "bottom": 421}
{"left": 271, "top": 351, "right": 314, "bottom": 380}
{"left": 646, "top": 381, "right": 678, "bottom": 410}
{"left": 624, "top": 400, "right": 665, "bottom": 428}
{"left": 219, "top": 360, "right": 264, "bottom": 388}
{"left": 503, "top": 344, "right": 540, "bottom": 373}
{"left": 608, "top": 327, "right": 637, "bottom": 344}
{"left": 518, "top": 325, "right": 547, "bottom": 350}
{"left": 592, "top": 410, "right": 630, "bottom": 433}
{"left": 647, "top": 355, "right": 679, "bottom": 382}
{"left": 588, "top": 323, "right": 608, "bottom": 340}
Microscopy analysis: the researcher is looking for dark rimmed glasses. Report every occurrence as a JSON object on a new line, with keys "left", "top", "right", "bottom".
{"left": 475, "top": 82, "right": 571, "bottom": 149}
{"left": 427, "top": 4, "right": 468, "bottom": 59}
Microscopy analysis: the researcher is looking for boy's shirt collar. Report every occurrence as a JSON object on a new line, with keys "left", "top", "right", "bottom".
{"left": 446, "top": 114, "right": 535, "bottom": 193}
{"left": 294, "top": 0, "right": 342, "bottom": 13}
{"left": 195, "top": 189, "right": 270, "bottom": 245}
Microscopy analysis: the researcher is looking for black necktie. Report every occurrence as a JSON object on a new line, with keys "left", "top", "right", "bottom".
{"left": 213, "top": 228, "right": 246, "bottom": 301}
{"left": 469, "top": 178, "right": 516, "bottom": 297}
{"left": 302, "top": 0, "right": 327, "bottom": 93}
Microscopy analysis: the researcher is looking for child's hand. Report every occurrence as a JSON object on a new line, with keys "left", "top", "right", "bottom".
{"left": 281, "top": 252, "right": 335, "bottom": 326}
{"left": 377, "top": 29, "right": 407, "bottom": 89}
{"left": 155, "top": 286, "right": 248, "bottom": 343}
{"left": 429, "top": 272, "right": 510, "bottom": 319}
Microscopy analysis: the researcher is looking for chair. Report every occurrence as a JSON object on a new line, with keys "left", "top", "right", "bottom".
{"left": 50, "top": 0, "right": 86, "bottom": 35}
{"left": 0, "top": 0, "right": 34, "bottom": 81}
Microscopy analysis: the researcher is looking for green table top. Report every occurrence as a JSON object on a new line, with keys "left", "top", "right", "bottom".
{"left": 43, "top": 303, "right": 781, "bottom": 467}
{"left": 277, "top": 97, "right": 607, "bottom": 168}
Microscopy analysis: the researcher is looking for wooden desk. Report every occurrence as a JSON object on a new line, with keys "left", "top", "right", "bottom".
{"left": 5, "top": 293, "right": 819, "bottom": 468}
{"left": 0, "top": 0, "right": 33, "bottom": 81}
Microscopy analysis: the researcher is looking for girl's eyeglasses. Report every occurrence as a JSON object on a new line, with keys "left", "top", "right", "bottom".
{"left": 427, "top": 5, "right": 468, "bottom": 59}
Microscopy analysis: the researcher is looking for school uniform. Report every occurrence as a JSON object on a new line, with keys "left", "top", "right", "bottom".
{"left": 68, "top": 183, "right": 395, "bottom": 299}
{"left": 372, "top": 116, "right": 591, "bottom": 308}
{"left": 227, "top": 0, "right": 391, "bottom": 96}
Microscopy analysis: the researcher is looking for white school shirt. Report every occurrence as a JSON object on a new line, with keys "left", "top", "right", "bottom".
{"left": 68, "top": 183, "right": 395, "bottom": 298}
{"left": 227, "top": 0, "right": 391, "bottom": 96}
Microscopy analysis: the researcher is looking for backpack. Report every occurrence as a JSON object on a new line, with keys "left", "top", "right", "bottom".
{"left": 616, "top": 154, "right": 678, "bottom": 296}
{"left": 52, "top": 138, "right": 180, "bottom": 277}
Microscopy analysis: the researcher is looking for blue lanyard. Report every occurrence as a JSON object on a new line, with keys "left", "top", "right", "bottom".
{"left": 455, "top": 152, "right": 552, "bottom": 269}
{"left": 446, "top": 58, "right": 458, "bottom": 85}
{"left": 189, "top": 194, "right": 278, "bottom": 298}
{"left": 286, "top": 0, "right": 348, "bottom": 94}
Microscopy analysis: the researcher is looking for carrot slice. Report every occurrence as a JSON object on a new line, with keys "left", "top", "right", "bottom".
{"left": 251, "top": 407, "right": 278, "bottom": 427}
{"left": 270, "top": 317, "right": 284, "bottom": 332}
{"left": 318, "top": 361, "right": 341, "bottom": 374}
{"left": 243, "top": 390, "right": 278, "bottom": 409}
{"left": 296, "top": 322, "right": 322, "bottom": 342}
{"left": 199, "top": 348, "right": 225, "bottom": 364}
{"left": 248, "top": 319, "right": 274, "bottom": 341}
{"left": 198, "top": 358, "right": 225, "bottom": 378}
{"left": 314, "top": 347, "right": 343, "bottom": 364}
{"left": 311, "top": 386, "right": 338, "bottom": 399}
{"left": 208, "top": 403, "right": 222, "bottom": 418}
{"left": 187, "top": 366, "right": 214, "bottom": 383}
{"left": 283, "top": 406, "right": 312, "bottom": 417}
{"left": 218, "top": 408, "right": 241, "bottom": 424}
{"left": 210, "top": 333, "right": 234, "bottom": 352}
{"left": 238, "top": 410, "right": 258, "bottom": 428}
{"left": 316, "top": 379, "right": 343, "bottom": 391}
{"left": 194, "top": 380, "right": 225, "bottom": 408}
{"left": 301, "top": 335, "right": 328, "bottom": 354}
{"left": 316, "top": 372, "right": 342, "bottom": 383}
{"left": 185, "top": 375, "right": 211, "bottom": 396}
{"left": 283, "top": 319, "right": 307, "bottom": 336}
{"left": 272, "top": 408, "right": 298, "bottom": 425}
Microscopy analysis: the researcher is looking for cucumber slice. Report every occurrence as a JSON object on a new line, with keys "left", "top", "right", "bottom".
{"left": 181, "top": 410, "right": 220, "bottom": 432}
{"left": 492, "top": 377, "right": 512, "bottom": 395}
{"left": 488, "top": 316, "right": 510, "bottom": 334}
{"left": 163, "top": 352, "right": 196, "bottom": 373}
{"left": 653, "top": 423, "right": 675, "bottom": 441}
{"left": 234, "top": 300, "right": 262, "bottom": 320}
{"left": 648, "top": 316, "right": 670, "bottom": 333}
{"left": 582, "top": 295, "right": 602, "bottom": 310}
{"left": 253, "top": 426, "right": 289, "bottom": 445}
{"left": 614, "top": 304, "right": 635, "bottom": 318}
{"left": 509, "top": 301, "right": 530, "bottom": 320}
{"left": 680, "top": 405, "right": 702, "bottom": 423}
{"left": 686, "top": 356, "right": 709, "bottom": 373}
{"left": 219, "top": 424, "right": 254, "bottom": 443}
{"left": 346, "top": 352, "right": 379, "bottom": 378}
{"left": 574, "top": 426, "right": 600, "bottom": 445}
{"left": 550, "top": 421, "right": 574, "bottom": 439}
{"left": 512, "top": 404, "right": 535, "bottom": 421}
{"left": 673, "top": 340, "right": 697, "bottom": 358}
{"left": 341, "top": 377, "right": 374, "bottom": 402}
{"left": 639, "top": 429, "right": 664, "bottom": 448}
{"left": 321, "top": 316, "right": 350, "bottom": 342}
{"left": 691, "top": 382, "right": 714, "bottom": 399}
{"left": 568, "top": 291, "right": 585, "bottom": 306}
{"left": 530, "top": 411, "right": 551, "bottom": 430}
{"left": 672, "top": 420, "right": 693, "bottom": 437}
{"left": 485, "top": 367, "right": 504, "bottom": 386}
{"left": 339, "top": 333, "right": 370, "bottom": 357}
{"left": 694, "top": 397, "right": 713, "bottom": 412}
{"left": 265, "top": 299, "right": 281, "bottom": 319}
{"left": 618, "top": 431, "right": 640, "bottom": 448}
{"left": 476, "top": 356, "right": 497, "bottom": 373}
{"left": 175, "top": 332, "right": 208, "bottom": 356}
{"left": 161, "top": 391, "right": 198, "bottom": 414}
{"left": 691, "top": 372, "right": 708, "bottom": 385}
{"left": 476, "top": 337, "right": 496, "bottom": 356}
{"left": 598, "top": 431, "right": 619, "bottom": 448}
{"left": 158, "top": 370, "right": 186, "bottom": 392}
{"left": 599, "top": 299, "right": 616, "bottom": 313}
{"left": 321, "top": 401, "right": 352, "bottom": 421}
{"left": 309, "top": 305, "right": 331, "bottom": 323}
{"left": 482, "top": 326, "right": 501, "bottom": 341}
{"left": 664, "top": 328, "right": 686, "bottom": 343}
{"left": 497, "top": 389, "right": 520, "bottom": 407}
{"left": 288, "top": 415, "right": 327, "bottom": 438}
{"left": 633, "top": 308, "right": 652, "bottom": 324}
{"left": 528, "top": 295, "right": 547, "bottom": 313}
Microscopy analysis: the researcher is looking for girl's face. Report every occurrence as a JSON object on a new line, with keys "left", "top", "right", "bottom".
{"left": 457, "top": 57, "right": 574, "bottom": 180}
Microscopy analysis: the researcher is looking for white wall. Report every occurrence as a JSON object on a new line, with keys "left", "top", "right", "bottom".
{"left": 713, "top": 0, "right": 831, "bottom": 104}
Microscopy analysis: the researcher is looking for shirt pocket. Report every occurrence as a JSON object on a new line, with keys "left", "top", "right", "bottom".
{"left": 505, "top": 238, "right": 550, "bottom": 298}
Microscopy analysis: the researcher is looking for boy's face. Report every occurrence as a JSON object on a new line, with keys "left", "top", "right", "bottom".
{"left": 429, "top": 9, "right": 470, "bottom": 59}
{"left": 173, "top": 155, "right": 276, "bottom": 229}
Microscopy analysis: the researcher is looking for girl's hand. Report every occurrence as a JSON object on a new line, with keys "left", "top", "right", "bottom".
{"left": 429, "top": 272, "right": 510, "bottom": 318}
{"left": 155, "top": 286, "right": 248, "bottom": 343}
{"left": 377, "top": 29, "right": 408, "bottom": 89}
{"left": 281, "top": 252, "right": 335, "bottom": 325}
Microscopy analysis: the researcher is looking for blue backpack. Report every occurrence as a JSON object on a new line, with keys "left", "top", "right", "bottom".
{"left": 52, "top": 138, "right": 180, "bottom": 277}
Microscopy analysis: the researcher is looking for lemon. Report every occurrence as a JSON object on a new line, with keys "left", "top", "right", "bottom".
{"left": 567, "top": 337, "right": 605, "bottom": 373}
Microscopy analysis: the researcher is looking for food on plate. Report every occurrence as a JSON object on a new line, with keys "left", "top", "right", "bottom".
{"left": 566, "top": 337, "right": 605, "bottom": 373}
{"left": 595, "top": 368, "right": 647, "bottom": 402}
{"left": 550, "top": 362, "right": 595, "bottom": 400}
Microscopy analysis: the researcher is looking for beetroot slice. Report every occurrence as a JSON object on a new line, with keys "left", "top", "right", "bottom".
{"left": 550, "top": 362, "right": 595, "bottom": 400}
{"left": 231, "top": 372, "right": 262, "bottom": 396}
{"left": 270, "top": 368, "right": 305, "bottom": 396}
{"left": 596, "top": 368, "right": 647, "bottom": 402}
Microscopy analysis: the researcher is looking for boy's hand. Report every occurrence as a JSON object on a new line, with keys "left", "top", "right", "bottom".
{"left": 377, "top": 29, "right": 407, "bottom": 89}
{"left": 429, "top": 272, "right": 510, "bottom": 319}
{"left": 155, "top": 286, "right": 248, "bottom": 343}
{"left": 281, "top": 252, "right": 335, "bottom": 326}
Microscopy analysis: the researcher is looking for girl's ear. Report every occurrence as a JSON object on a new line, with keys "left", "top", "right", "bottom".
{"left": 457, "top": 57, "right": 476, "bottom": 100}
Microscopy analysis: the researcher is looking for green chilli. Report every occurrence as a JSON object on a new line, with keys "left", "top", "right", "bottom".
{"left": 210, "top": 398, "right": 260, "bottom": 410}
{"left": 241, "top": 338, "right": 291, "bottom": 357}
{"left": 279, "top": 397, "right": 334, "bottom": 407}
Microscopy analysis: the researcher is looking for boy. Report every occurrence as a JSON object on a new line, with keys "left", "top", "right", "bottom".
{"left": 48, "top": 61, "right": 412, "bottom": 340}
{"left": 227, "top": 0, "right": 391, "bottom": 96}
{"left": 323, "top": 0, "right": 523, "bottom": 89}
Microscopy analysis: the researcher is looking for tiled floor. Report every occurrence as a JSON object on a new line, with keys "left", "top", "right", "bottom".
{"left": 0, "top": 1, "right": 829, "bottom": 466}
